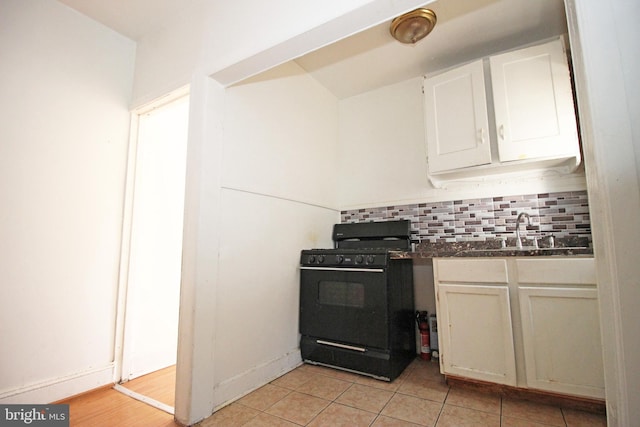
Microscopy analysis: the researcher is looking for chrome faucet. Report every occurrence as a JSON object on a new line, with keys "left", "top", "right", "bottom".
{"left": 515, "top": 212, "right": 532, "bottom": 250}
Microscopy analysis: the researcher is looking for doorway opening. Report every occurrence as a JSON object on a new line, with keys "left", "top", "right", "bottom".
{"left": 114, "top": 88, "right": 190, "bottom": 414}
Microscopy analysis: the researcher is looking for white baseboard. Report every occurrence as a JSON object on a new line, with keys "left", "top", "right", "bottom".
{"left": 213, "top": 350, "right": 302, "bottom": 411}
{"left": 0, "top": 364, "right": 114, "bottom": 404}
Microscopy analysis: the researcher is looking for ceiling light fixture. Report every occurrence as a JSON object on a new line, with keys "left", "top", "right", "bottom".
{"left": 390, "top": 8, "right": 437, "bottom": 44}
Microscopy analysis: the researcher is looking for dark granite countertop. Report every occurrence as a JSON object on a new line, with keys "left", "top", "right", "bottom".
{"left": 391, "top": 237, "right": 593, "bottom": 259}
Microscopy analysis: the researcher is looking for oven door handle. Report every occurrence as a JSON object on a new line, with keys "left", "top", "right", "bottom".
{"left": 300, "top": 266, "right": 384, "bottom": 273}
{"left": 316, "top": 339, "right": 367, "bottom": 352}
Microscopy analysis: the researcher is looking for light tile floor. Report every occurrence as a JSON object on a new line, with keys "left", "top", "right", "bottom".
{"left": 197, "top": 358, "right": 606, "bottom": 426}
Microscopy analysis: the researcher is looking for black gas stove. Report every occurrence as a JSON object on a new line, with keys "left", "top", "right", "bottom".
{"left": 299, "top": 220, "right": 416, "bottom": 381}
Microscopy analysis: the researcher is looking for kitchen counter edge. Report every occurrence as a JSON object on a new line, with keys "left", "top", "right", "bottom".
{"left": 390, "top": 238, "right": 593, "bottom": 259}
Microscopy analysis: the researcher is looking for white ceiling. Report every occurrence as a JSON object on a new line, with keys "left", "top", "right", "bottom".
{"left": 57, "top": 0, "right": 202, "bottom": 41}
{"left": 57, "top": 0, "right": 568, "bottom": 99}
{"left": 295, "top": 0, "right": 568, "bottom": 99}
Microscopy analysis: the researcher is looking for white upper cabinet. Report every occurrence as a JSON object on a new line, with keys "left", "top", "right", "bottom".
{"left": 423, "top": 38, "right": 581, "bottom": 184}
{"left": 424, "top": 60, "right": 491, "bottom": 173}
{"left": 490, "top": 39, "right": 580, "bottom": 162}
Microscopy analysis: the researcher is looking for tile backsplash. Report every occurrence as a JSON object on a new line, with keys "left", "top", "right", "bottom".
{"left": 340, "top": 191, "right": 591, "bottom": 243}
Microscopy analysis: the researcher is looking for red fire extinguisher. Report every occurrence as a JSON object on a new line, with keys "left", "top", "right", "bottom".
{"left": 416, "top": 311, "right": 431, "bottom": 361}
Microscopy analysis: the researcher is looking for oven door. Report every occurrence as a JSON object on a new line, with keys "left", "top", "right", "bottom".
{"left": 299, "top": 266, "right": 388, "bottom": 349}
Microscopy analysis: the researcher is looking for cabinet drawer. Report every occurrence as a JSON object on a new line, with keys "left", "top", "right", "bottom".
{"left": 435, "top": 258, "right": 508, "bottom": 284}
{"left": 516, "top": 258, "right": 595, "bottom": 285}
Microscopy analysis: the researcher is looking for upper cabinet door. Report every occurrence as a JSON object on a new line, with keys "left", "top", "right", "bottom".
{"left": 424, "top": 60, "right": 492, "bottom": 173}
{"left": 490, "top": 39, "right": 580, "bottom": 162}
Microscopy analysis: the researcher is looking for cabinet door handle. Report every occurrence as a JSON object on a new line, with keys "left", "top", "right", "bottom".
{"left": 499, "top": 124, "right": 505, "bottom": 140}
{"left": 477, "top": 128, "right": 486, "bottom": 144}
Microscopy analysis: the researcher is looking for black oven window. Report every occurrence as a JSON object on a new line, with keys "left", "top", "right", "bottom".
{"left": 318, "top": 280, "right": 365, "bottom": 308}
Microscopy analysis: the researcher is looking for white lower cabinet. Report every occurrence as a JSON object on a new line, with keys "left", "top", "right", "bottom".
{"left": 519, "top": 286, "right": 604, "bottom": 398}
{"left": 438, "top": 284, "right": 516, "bottom": 385}
{"left": 517, "top": 258, "right": 605, "bottom": 399}
{"left": 434, "top": 257, "right": 604, "bottom": 399}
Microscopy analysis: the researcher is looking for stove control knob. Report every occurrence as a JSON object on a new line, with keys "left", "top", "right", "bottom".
{"left": 317, "top": 255, "right": 325, "bottom": 264}
{"left": 335, "top": 255, "right": 344, "bottom": 264}
{"left": 355, "top": 255, "right": 364, "bottom": 264}
{"left": 308, "top": 255, "right": 316, "bottom": 264}
{"left": 366, "top": 255, "right": 376, "bottom": 264}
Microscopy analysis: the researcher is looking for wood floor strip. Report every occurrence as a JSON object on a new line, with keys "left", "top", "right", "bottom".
{"left": 59, "top": 386, "right": 179, "bottom": 426}
{"left": 113, "top": 384, "right": 174, "bottom": 415}
{"left": 120, "top": 365, "right": 176, "bottom": 407}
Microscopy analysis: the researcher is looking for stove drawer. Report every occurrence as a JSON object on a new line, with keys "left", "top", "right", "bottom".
{"left": 301, "top": 335, "right": 412, "bottom": 381}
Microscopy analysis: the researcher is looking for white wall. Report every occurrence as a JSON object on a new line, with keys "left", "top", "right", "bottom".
{"left": 0, "top": 0, "right": 135, "bottom": 403}
{"left": 213, "top": 190, "right": 336, "bottom": 400}
{"left": 222, "top": 62, "right": 339, "bottom": 207}
{"left": 338, "top": 76, "right": 588, "bottom": 210}
{"left": 212, "top": 61, "right": 339, "bottom": 407}
{"left": 338, "top": 77, "right": 429, "bottom": 208}
{"left": 174, "top": 74, "right": 223, "bottom": 426}
{"left": 171, "top": 60, "right": 343, "bottom": 423}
